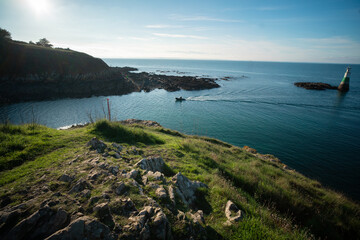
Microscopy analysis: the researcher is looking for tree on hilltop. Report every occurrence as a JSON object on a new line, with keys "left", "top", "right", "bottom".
{"left": 0, "top": 28, "right": 12, "bottom": 41}
{"left": 36, "top": 38, "right": 53, "bottom": 47}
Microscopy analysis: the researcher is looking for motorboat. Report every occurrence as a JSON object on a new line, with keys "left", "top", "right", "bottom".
{"left": 175, "top": 97, "right": 186, "bottom": 101}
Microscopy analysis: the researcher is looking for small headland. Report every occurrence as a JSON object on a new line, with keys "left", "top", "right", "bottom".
{"left": 294, "top": 82, "right": 338, "bottom": 90}
{"left": 0, "top": 39, "right": 219, "bottom": 104}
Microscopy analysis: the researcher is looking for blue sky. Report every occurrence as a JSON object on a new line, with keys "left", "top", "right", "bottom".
{"left": 1, "top": 0, "right": 360, "bottom": 63}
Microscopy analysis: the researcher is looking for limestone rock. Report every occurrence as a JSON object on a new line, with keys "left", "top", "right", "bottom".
{"left": 135, "top": 157, "right": 165, "bottom": 172}
{"left": 69, "top": 179, "right": 92, "bottom": 194}
{"left": 168, "top": 186, "right": 175, "bottom": 204}
{"left": 172, "top": 172, "right": 207, "bottom": 205}
{"left": 111, "top": 143, "right": 123, "bottom": 152}
{"left": 112, "top": 181, "right": 126, "bottom": 195}
{"left": 87, "top": 137, "right": 107, "bottom": 153}
{"left": 45, "top": 216, "right": 114, "bottom": 240}
{"left": 58, "top": 174, "right": 74, "bottom": 183}
{"left": 93, "top": 203, "right": 115, "bottom": 230}
{"left": 5, "top": 206, "right": 69, "bottom": 240}
{"left": 191, "top": 210, "right": 205, "bottom": 225}
{"left": 155, "top": 187, "right": 167, "bottom": 199}
{"left": 225, "top": 200, "right": 244, "bottom": 223}
{"left": 121, "top": 206, "right": 172, "bottom": 240}
{"left": 108, "top": 166, "right": 119, "bottom": 176}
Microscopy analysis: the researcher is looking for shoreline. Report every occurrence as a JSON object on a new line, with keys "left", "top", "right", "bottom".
{"left": 0, "top": 67, "right": 220, "bottom": 104}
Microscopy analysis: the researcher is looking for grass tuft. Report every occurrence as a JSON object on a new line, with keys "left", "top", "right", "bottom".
{"left": 91, "top": 120, "right": 164, "bottom": 145}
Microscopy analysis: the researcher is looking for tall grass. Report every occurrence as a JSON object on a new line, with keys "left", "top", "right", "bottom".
{"left": 91, "top": 119, "right": 164, "bottom": 145}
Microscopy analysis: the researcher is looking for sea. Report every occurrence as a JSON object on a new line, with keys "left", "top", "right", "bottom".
{"left": 1, "top": 59, "right": 359, "bottom": 201}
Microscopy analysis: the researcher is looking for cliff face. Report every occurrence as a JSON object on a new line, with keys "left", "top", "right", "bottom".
{"left": 0, "top": 40, "right": 109, "bottom": 75}
{"left": 0, "top": 41, "right": 219, "bottom": 104}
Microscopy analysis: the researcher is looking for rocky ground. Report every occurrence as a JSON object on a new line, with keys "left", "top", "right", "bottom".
{"left": 0, "top": 130, "right": 244, "bottom": 239}
{"left": 0, "top": 120, "right": 359, "bottom": 240}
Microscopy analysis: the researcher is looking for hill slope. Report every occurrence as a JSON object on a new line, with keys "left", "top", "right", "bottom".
{"left": 0, "top": 40, "right": 109, "bottom": 75}
{"left": 0, "top": 120, "right": 359, "bottom": 240}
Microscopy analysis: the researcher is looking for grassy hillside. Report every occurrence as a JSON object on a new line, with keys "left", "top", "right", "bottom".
{"left": 0, "top": 40, "right": 109, "bottom": 75}
{"left": 0, "top": 120, "right": 359, "bottom": 239}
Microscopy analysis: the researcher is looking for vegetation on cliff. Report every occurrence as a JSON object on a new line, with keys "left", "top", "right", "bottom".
{"left": 0, "top": 120, "right": 359, "bottom": 239}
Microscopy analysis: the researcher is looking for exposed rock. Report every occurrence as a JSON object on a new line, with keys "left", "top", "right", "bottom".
{"left": 58, "top": 174, "right": 74, "bottom": 183}
{"left": 45, "top": 216, "right": 114, "bottom": 240}
{"left": 135, "top": 157, "right": 165, "bottom": 172}
{"left": 172, "top": 172, "right": 207, "bottom": 205}
{"left": 5, "top": 206, "right": 69, "bottom": 240}
{"left": 111, "top": 143, "right": 123, "bottom": 152}
{"left": 0, "top": 209, "right": 22, "bottom": 236}
{"left": 69, "top": 179, "right": 92, "bottom": 194}
{"left": 122, "top": 169, "right": 139, "bottom": 179}
{"left": 93, "top": 203, "right": 115, "bottom": 230}
{"left": 110, "top": 198, "right": 137, "bottom": 217}
{"left": 191, "top": 210, "right": 205, "bottom": 225}
{"left": 122, "top": 206, "right": 172, "bottom": 240}
{"left": 243, "top": 146, "right": 257, "bottom": 154}
{"left": 151, "top": 210, "right": 172, "bottom": 240}
{"left": 80, "top": 189, "right": 91, "bottom": 198}
{"left": 168, "top": 186, "right": 175, "bottom": 204}
{"left": 112, "top": 181, "right": 126, "bottom": 195}
{"left": 294, "top": 82, "right": 337, "bottom": 90}
{"left": 225, "top": 200, "right": 244, "bottom": 224}
{"left": 108, "top": 166, "right": 119, "bottom": 176}
{"left": 155, "top": 187, "right": 167, "bottom": 199}
{"left": 87, "top": 137, "right": 107, "bottom": 153}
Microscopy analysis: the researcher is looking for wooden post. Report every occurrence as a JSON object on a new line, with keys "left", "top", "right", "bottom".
{"left": 107, "top": 98, "right": 111, "bottom": 121}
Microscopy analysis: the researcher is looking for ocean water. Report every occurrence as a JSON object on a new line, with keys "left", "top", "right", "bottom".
{"left": 1, "top": 59, "right": 360, "bottom": 201}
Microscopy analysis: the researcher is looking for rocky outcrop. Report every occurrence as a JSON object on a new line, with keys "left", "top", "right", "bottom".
{"left": 135, "top": 157, "right": 165, "bottom": 172}
{"left": 225, "top": 200, "right": 244, "bottom": 224}
{"left": 45, "top": 216, "right": 114, "bottom": 240}
{"left": 294, "top": 82, "right": 337, "bottom": 90}
{"left": 171, "top": 172, "right": 207, "bottom": 205}
{"left": 4, "top": 206, "right": 69, "bottom": 240}
{"left": 122, "top": 206, "right": 172, "bottom": 240}
{"left": 87, "top": 138, "right": 107, "bottom": 153}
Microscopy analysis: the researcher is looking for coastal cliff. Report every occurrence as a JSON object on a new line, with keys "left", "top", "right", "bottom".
{"left": 0, "top": 120, "right": 359, "bottom": 240}
{"left": 0, "top": 40, "right": 219, "bottom": 104}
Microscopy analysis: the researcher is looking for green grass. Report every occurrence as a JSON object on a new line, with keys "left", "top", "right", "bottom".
{"left": 0, "top": 120, "right": 359, "bottom": 240}
{"left": 91, "top": 119, "right": 164, "bottom": 145}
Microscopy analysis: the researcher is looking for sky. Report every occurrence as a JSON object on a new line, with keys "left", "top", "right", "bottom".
{"left": 1, "top": 0, "right": 360, "bottom": 63}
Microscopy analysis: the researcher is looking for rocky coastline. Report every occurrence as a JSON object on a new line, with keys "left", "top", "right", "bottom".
{"left": 0, "top": 67, "right": 220, "bottom": 104}
{"left": 294, "top": 82, "right": 338, "bottom": 90}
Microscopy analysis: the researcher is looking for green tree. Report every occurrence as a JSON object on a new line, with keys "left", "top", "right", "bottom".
{"left": 36, "top": 38, "right": 53, "bottom": 47}
{"left": 0, "top": 28, "right": 12, "bottom": 41}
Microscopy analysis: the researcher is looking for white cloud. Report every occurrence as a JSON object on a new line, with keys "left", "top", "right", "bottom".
{"left": 153, "top": 33, "right": 208, "bottom": 40}
{"left": 170, "top": 14, "right": 243, "bottom": 23}
{"left": 145, "top": 24, "right": 183, "bottom": 29}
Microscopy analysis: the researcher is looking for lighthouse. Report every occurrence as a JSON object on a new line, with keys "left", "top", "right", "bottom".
{"left": 338, "top": 67, "right": 351, "bottom": 92}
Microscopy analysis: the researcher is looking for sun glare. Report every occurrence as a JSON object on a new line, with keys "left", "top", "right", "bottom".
{"left": 26, "top": 0, "right": 51, "bottom": 15}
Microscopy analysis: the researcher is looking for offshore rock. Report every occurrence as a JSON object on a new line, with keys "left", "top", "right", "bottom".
{"left": 294, "top": 82, "right": 337, "bottom": 90}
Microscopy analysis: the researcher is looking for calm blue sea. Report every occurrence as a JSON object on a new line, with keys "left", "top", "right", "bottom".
{"left": 1, "top": 59, "right": 359, "bottom": 201}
